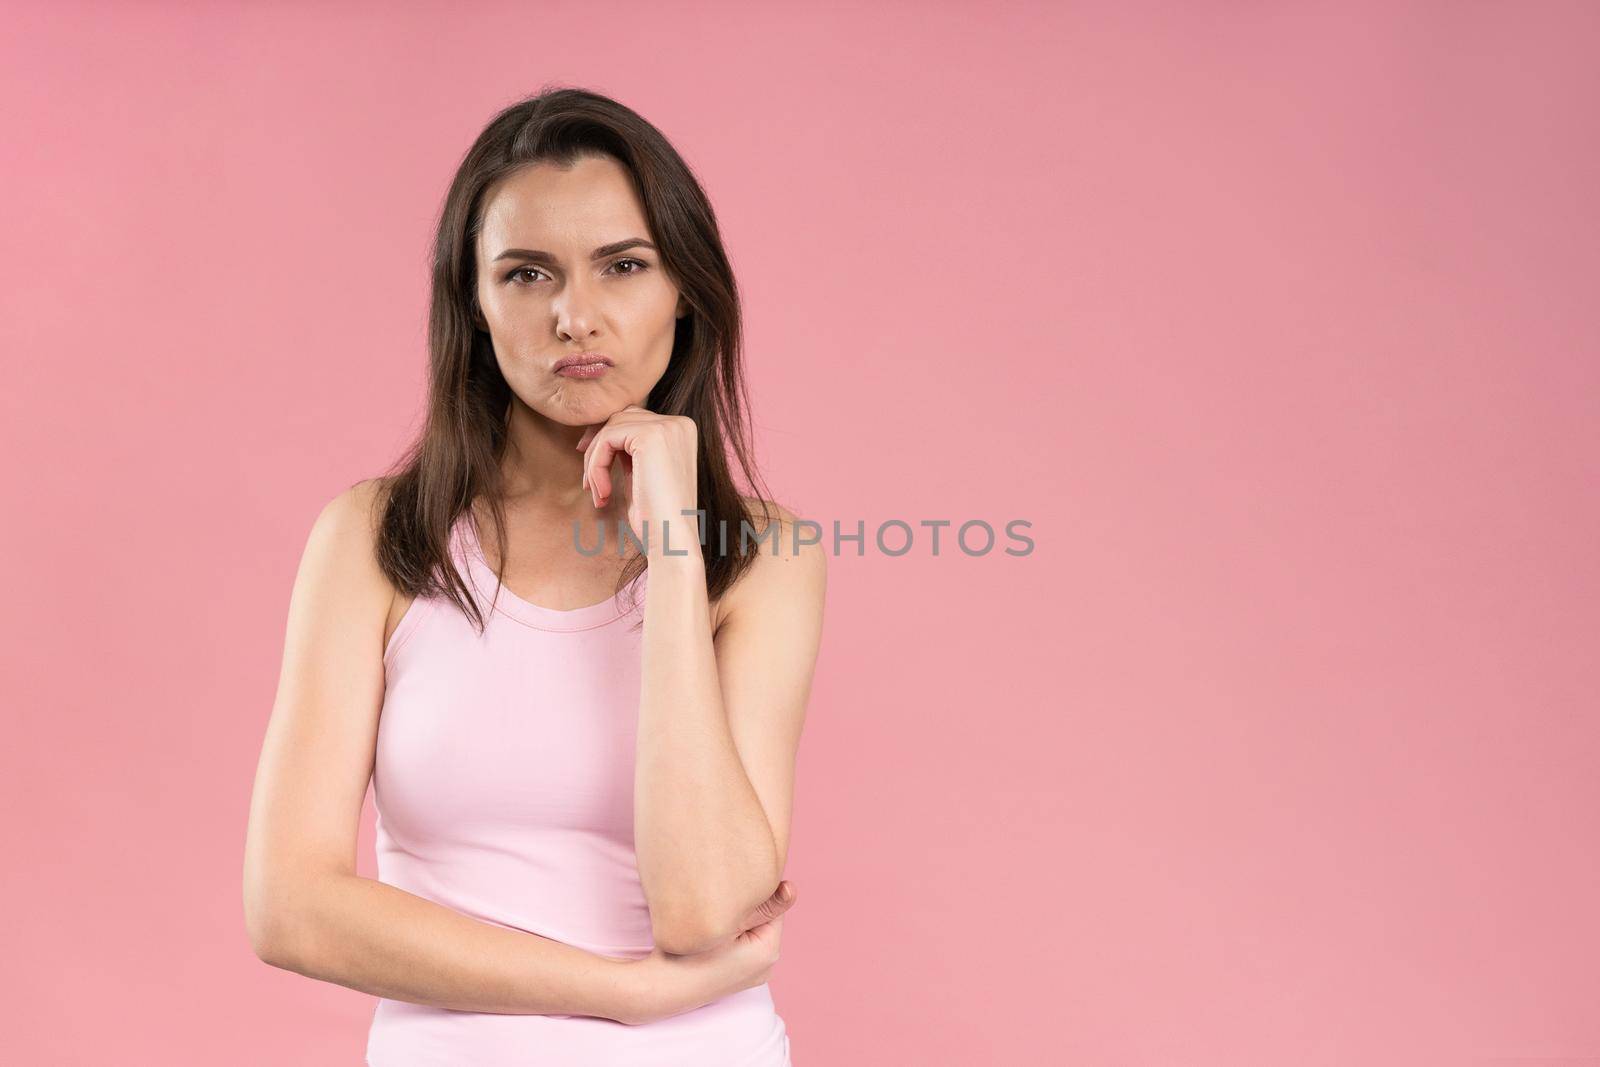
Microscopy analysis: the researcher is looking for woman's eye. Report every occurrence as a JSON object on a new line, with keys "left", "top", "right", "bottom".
{"left": 507, "top": 259, "right": 648, "bottom": 285}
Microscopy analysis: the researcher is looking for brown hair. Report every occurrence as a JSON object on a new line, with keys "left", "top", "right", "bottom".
{"left": 369, "top": 86, "right": 778, "bottom": 633}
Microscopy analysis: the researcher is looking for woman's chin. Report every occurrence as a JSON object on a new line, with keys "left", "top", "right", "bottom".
{"left": 534, "top": 390, "right": 621, "bottom": 425}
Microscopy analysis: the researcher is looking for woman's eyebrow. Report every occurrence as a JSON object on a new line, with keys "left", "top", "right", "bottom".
{"left": 493, "top": 238, "right": 656, "bottom": 264}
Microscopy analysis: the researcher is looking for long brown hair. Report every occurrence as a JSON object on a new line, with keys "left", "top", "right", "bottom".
{"left": 369, "top": 86, "right": 778, "bottom": 633}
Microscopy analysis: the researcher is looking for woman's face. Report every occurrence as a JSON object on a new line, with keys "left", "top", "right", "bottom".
{"left": 473, "top": 154, "right": 686, "bottom": 426}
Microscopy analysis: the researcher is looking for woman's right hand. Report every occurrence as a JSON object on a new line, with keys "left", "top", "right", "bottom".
{"left": 616, "top": 880, "right": 797, "bottom": 1026}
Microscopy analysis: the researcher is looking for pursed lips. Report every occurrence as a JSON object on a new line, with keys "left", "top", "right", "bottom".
{"left": 553, "top": 353, "right": 614, "bottom": 378}
{"left": 553, "top": 352, "right": 614, "bottom": 371}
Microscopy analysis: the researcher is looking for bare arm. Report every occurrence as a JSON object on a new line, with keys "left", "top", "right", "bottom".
{"left": 634, "top": 503, "right": 826, "bottom": 955}
{"left": 241, "top": 480, "right": 638, "bottom": 1020}
{"left": 255, "top": 871, "right": 638, "bottom": 1017}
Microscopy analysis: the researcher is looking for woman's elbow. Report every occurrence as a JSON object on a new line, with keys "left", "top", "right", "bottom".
{"left": 243, "top": 871, "right": 313, "bottom": 970}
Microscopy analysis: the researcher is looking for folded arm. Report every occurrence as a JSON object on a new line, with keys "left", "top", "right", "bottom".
{"left": 633, "top": 505, "right": 827, "bottom": 954}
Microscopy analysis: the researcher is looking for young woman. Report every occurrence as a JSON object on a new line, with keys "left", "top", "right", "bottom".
{"left": 243, "top": 88, "right": 826, "bottom": 1065}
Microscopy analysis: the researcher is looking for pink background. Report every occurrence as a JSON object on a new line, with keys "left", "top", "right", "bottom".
{"left": 3, "top": 3, "right": 1597, "bottom": 1064}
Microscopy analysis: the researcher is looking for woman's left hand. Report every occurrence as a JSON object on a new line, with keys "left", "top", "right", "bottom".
{"left": 576, "top": 405, "right": 700, "bottom": 557}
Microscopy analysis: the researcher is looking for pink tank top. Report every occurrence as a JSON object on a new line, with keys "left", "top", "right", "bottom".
{"left": 365, "top": 512, "right": 791, "bottom": 1066}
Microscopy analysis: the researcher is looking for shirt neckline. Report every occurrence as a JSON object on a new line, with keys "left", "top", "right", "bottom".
{"left": 451, "top": 512, "right": 646, "bottom": 633}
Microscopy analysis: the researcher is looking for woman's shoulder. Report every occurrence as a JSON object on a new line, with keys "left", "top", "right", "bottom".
{"left": 300, "top": 477, "right": 402, "bottom": 606}
{"left": 266, "top": 478, "right": 407, "bottom": 671}
{"left": 735, "top": 494, "right": 804, "bottom": 541}
{"left": 728, "top": 495, "right": 799, "bottom": 557}
{"left": 720, "top": 495, "right": 827, "bottom": 613}
{"left": 318, "top": 477, "right": 393, "bottom": 547}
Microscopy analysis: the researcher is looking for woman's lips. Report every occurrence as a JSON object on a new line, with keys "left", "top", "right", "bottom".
{"left": 555, "top": 360, "right": 611, "bottom": 379}
{"left": 553, "top": 353, "right": 614, "bottom": 378}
